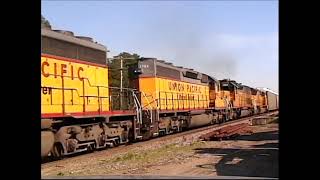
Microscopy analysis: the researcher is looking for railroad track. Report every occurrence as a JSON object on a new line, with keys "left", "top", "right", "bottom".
{"left": 41, "top": 111, "right": 278, "bottom": 165}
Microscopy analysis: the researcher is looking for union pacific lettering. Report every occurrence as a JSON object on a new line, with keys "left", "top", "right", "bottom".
{"left": 168, "top": 82, "right": 185, "bottom": 92}
{"left": 41, "top": 60, "right": 84, "bottom": 81}
{"left": 168, "top": 81, "right": 202, "bottom": 93}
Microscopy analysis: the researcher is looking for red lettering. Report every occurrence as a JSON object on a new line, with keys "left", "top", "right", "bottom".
{"left": 41, "top": 61, "right": 49, "bottom": 77}
{"left": 61, "top": 64, "right": 67, "bottom": 77}
{"left": 173, "top": 82, "right": 177, "bottom": 90}
{"left": 54, "top": 63, "right": 57, "bottom": 78}
{"left": 78, "top": 67, "right": 84, "bottom": 81}
{"left": 71, "top": 65, "right": 74, "bottom": 80}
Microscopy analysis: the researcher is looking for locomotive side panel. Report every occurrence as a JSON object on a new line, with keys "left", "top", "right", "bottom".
{"left": 234, "top": 91, "right": 244, "bottom": 108}
{"left": 234, "top": 89, "right": 252, "bottom": 109}
{"left": 157, "top": 77, "right": 209, "bottom": 110}
{"left": 208, "top": 82, "right": 217, "bottom": 108}
{"left": 139, "top": 77, "right": 209, "bottom": 111}
{"left": 215, "top": 90, "right": 231, "bottom": 108}
{"left": 41, "top": 54, "right": 109, "bottom": 118}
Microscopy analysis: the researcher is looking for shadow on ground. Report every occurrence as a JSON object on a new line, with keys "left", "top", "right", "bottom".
{"left": 233, "top": 130, "right": 278, "bottom": 141}
{"left": 195, "top": 129, "right": 278, "bottom": 178}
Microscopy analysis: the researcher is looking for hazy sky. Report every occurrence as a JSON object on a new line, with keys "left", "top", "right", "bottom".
{"left": 42, "top": 1, "right": 278, "bottom": 93}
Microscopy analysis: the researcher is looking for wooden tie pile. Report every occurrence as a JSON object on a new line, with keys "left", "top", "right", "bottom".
{"left": 199, "top": 123, "right": 253, "bottom": 141}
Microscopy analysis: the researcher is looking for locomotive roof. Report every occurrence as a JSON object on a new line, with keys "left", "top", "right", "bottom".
{"left": 140, "top": 57, "right": 219, "bottom": 82}
{"left": 257, "top": 87, "right": 279, "bottom": 95}
{"left": 41, "top": 28, "right": 107, "bottom": 52}
{"left": 220, "top": 79, "right": 241, "bottom": 88}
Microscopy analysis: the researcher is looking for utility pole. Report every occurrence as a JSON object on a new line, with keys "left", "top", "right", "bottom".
{"left": 120, "top": 56, "right": 123, "bottom": 110}
{"left": 107, "top": 55, "right": 137, "bottom": 110}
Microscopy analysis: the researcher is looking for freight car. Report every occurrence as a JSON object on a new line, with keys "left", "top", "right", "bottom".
{"left": 260, "top": 88, "right": 279, "bottom": 111}
{"left": 41, "top": 27, "right": 278, "bottom": 159}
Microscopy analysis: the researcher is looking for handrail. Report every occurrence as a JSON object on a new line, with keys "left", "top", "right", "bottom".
{"left": 42, "top": 73, "right": 137, "bottom": 91}
{"left": 132, "top": 91, "right": 142, "bottom": 124}
{"left": 155, "top": 90, "right": 209, "bottom": 110}
{"left": 141, "top": 91, "right": 153, "bottom": 123}
{"left": 42, "top": 73, "right": 139, "bottom": 112}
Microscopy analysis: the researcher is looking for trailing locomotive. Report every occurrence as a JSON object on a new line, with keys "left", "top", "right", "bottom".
{"left": 41, "top": 27, "right": 278, "bottom": 158}
{"left": 130, "top": 59, "right": 278, "bottom": 140}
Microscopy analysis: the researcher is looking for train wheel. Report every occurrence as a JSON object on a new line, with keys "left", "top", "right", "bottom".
{"left": 87, "top": 143, "right": 96, "bottom": 153}
{"left": 221, "top": 114, "right": 226, "bottom": 123}
{"left": 226, "top": 113, "right": 230, "bottom": 121}
{"left": 113, "top": 138, "right": 120, "bottom": 147}
{"left": 51, "top": 143, "right": 64, "bottom": 159}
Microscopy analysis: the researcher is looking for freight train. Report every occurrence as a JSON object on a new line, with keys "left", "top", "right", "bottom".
{"left": 41, "top": 27, "right": 279, "bottom": 158}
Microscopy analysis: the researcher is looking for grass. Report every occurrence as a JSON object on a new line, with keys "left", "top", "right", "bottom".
{"left": 99, "top": 141, "right": 206, "bottom": 165}
{"left": 271, "top": 117, "right": 279, "bottom": 123}
{"left": 49, "top": 141, "right": 207, "bottom": 176}
{"left": 57, "top": 172, "right": 64, "bottom": 176}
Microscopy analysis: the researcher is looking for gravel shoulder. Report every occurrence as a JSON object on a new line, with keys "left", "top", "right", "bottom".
{"left": 42, "top": 122, "right": 278, "bottom": 178}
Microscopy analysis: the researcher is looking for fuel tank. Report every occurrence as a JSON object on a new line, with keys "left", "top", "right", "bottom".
{"left": 187, "top": 114, "right": 213, "bottom": 128}
{"left": 41, "top": 131, "right": 54, "bottom": 157}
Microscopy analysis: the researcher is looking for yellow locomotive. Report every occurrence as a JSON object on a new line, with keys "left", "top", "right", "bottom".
{"left": 41, "top": 28, "right": 138, "bottom": 158}
{"left": 130, "top": 59, "right": 278, "bottom": 139}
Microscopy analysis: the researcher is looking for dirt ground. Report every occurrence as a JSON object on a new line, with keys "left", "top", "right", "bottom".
{"left": 42, "top": 122, "right": 278, "bottom": 178}
{"left": 146, "top": 123, "right": 278, "bottom": 178}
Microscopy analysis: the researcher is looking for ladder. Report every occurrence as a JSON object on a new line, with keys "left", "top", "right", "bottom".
{"left": 224, "top": 97, "right": 233, "bottom": 120}
{"left": 132, "top": 90, "right": 142, "bottom": 124}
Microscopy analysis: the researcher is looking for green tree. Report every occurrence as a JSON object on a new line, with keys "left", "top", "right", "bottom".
{"left": 108, "top": 52, "right": 140, "bottom": 110}
{"left": 108, "top": 52, "right": 140, "bottom": 88}
{"left": 41, "top": 15, "right": 51, "bottom": 29}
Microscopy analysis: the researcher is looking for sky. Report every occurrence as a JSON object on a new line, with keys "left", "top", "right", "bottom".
{"left": 42, "top": 0, "right": 278, "bottom": 93}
